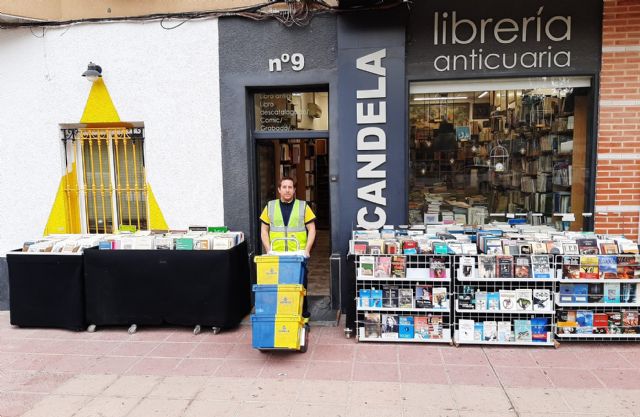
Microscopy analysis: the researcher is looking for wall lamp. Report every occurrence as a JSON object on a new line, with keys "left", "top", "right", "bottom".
{"left": 82, "top": 62, "right": 102, "bottom": 82}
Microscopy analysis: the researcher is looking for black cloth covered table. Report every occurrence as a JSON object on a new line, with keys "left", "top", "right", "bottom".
{"left": 83, "top": 241, "right": 251, "bottom": 329}
{"left": 7, "top": 252, "right": 86, "bottom": 331}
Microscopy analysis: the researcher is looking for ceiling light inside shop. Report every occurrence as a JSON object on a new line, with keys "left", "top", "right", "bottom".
{"left": 414, "top": 96, "right": 468, "bottom": 101}
{"left": 478, "top": 91, "right": 488, "bottom": 98}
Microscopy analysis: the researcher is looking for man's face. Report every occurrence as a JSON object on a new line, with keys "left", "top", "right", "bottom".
{"left": 278, "top": 180, "right": 295, "bottom": 202}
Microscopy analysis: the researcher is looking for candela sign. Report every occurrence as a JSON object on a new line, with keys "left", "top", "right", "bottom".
{"left": 355, "top": 49, "right": 387, "bottom": 230}
{"left": 432, "top": 6, "right": 572, "bottom": 72}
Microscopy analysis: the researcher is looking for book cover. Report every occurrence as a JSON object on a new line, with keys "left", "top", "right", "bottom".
{"left": 577, "top": 238, "right": 599, "bottom": 255}
{"left": 391, "top": 255, "right": 406, "bottom": 278}
{"left": 402, "top": 240, "right": 418, "bottom": 254}
{"left": 608, "top": 311, "right": 623, "bottom": 334}
{"left": 599, "top": 255, "right": 618, "bottom": 279}
{"left": 531, "top": 318, "right": 549, "bottom": 342}
{"left": 487, "top": 292, "right": 500, "bottom": 311}
{"left": 593, "top": 313, "right": 609, "bottom": 334}
{"left": 623, "top": 311, "right": 639, "bottom": 334}
{"left": 398, "top": 316, "right": 415, "bottom": 339}
{"left": 382, "top": 285, "right": 399, "bottom": 308}
{"left": 573, "top": 283, "right": 589, "bottom": 303}
{"left": 358, "top": 289, "right": 371, "bottom": 308}
{"left": 374, "top": 256, "right": 392, "bottom": 278}
{"left": 429, "top": 315, "right": 443, "bottom": 339}
{"left": 531, "top": 255, "right": 552, "bottom": 279}
{"left": 557, "top": 310, "right": 577, "bottom": 334}
{"left": 579, "top": 256, "right": 599, "bottom": 279}
{"left": 514, "top": 319, "right": 532, "bottom": 342}
{"left": 600, "top": 242, "right": 619, "bottom": 255}
{"left": 398, "top": 288, "right": 414, "bottom": 308}
{"left": 483, "top": 321, "right": 498, "bottom": 341}
{"left": 414, "top": 316, "right": 430, "bottom": 339}
{"left": 503, "top": 242, "right": 519, "bottom": 256}
{"left": 359, "top": 256, "right": 374, "bottom": 276}
{"left": 588, "top": 283, "right": 604, "bottom": 303}
{"left": 562, "top": 255, "right": 581, "bottom": 279}
{"left": 576, "top": 310, "right": 594, "bottom": 333}
{"left": 429, "top": 257, "right": 448, "bottom": 279}
{"left": 559, "top": 283, "right": 574, "bottom": 303}
{"left": 546, "top": 240, "right": 563, "bottom": 255}
{"left": 531, "top": 242, "right": 548, "bottom": 254}
{"left": 617, "top": 255, "right": 637, "bottom": 279}
{"left": 518, "top": 242, "right": 533, "bottom": 255}
{"left": 459, "top": 319, "right": 475, "bottom": 342}
{"left": 475, "top": 291, "right": 488, "bottom": 310}
{"left": 497, "top": 321, "right": 511, "bottom": 342}
{"left": 352, "top": 240, "right": 369, "bottom": 255}
{"left": 562, "top": 242, "right": 579, "bottom": 255}
{"left": 478, "top": 255, "right": 497, "bottom": 278}
{"left": 533, "top": 289, "right": 552, "bottom": 311}
{"left": 432, "top": 287, "right": 448, "bottom": 309}
{"left": 515, "top": 288, "right": 533, "bottom": 311}
{"left": 458, "top": 256, "right": 476, "bottom": 279}
{"left": 458, "top": 285, "right": 476, "bottom": 310}
{"left": 364, "top": 312, "right": 381, "bottom": 338}
{"left": 368, "top": 239, "right": 384, "bottom": 255}
{"left": 381, "top": 314, "right": 399, "bottom": 338}
{"left": 474, "top": 322, "right": 484, "bottom": 341}
{"left": 432, "top": 242, "right": 449, "bottom": 255}
{"left": 497, "top": 255, "right": 514, "bottom": 278}
{"left": 415, "top": 285, "right": 433, "bottom": 308}
{"left": 384, "top": 240, "right": 400, "bottom": 255}
{"left": 462, "top": 243, "right": 478, "bottom": 255}
{"left": 370, "top": 289, "right": 383, "bottom": 307}
{"left": 604, "top": 282, "right": 620, "bottom": 303}
{"left": 621, "top": 283, "right": 637, "bottom": 303}
{"left": 514, "top": 255, "right": 531, "bottom": 278}
{"left": 499, "top": 290, "right": 517, "bottom": 311}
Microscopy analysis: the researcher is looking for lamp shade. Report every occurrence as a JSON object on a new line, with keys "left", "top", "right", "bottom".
{"left": 82, "top": 62, "right": 102, "bottom": 82}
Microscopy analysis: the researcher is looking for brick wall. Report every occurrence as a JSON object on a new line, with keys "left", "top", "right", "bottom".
{"left": 595, "top": 0, "right": 640, "bottom": 240}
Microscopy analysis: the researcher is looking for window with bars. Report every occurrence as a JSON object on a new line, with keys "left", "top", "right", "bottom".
{"left": 61, "top": 126, "right": 148, "bottom": 233}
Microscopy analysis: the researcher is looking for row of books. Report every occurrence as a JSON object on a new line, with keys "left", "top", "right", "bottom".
{"left": 458, "top": 318, "right": 550, "bottom": 343}
{"left": 361, "top": 312, "right": 446, "bottom": 340}
{"left": 458, "top": 288, "right": 552, "bottom": 312}
{"left": 358, "top": 255, "right": 446, "bottom": 279}
{"left": 558, "top": 283, "right": 637, "bottom": 304}
{"left": 459, "top": 255, "right": 552, "bottom": 279}
{"left": 358, "top": 287, "right": 449, "bottom": 310}
{"left": 557, "top": 310, "right": 639, "bottom": 334}
{"left": 97, "top": 230, "right": 244, "bottom": 250}
{"left": 561, "top": 255, "right": 640, "bottom": 280}
{"left": 20, "top": 235, "right": 105, "bottom": 254}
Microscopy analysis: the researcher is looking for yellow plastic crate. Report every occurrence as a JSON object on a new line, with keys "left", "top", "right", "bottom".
{"left": 253, "top": 284, "right": 305, "bottom": 316}
{"left": 255, "top": 255, "right": 305, "bottom": 285}
{"left": 251, "top": 314, "right": 305, "bottom": 350}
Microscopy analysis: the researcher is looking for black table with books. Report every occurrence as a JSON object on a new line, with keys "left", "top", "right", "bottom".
{"left": 83, "top": 241, "right": 251, "bottom": 330}
{"left": 6, "top": 252, "right": 86, "bottom": 331}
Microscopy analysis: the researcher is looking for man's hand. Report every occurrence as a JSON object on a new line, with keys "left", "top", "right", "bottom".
{"left": 304, "top": 250, "right": 310, "bottom": 258}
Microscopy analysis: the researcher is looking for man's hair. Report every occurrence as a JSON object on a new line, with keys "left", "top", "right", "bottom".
{"left": 278, "top": 176, "right": 296, "bottom": 187}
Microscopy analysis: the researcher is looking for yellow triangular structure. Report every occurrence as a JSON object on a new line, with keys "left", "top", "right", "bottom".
{"left": 80, "top": 78, "right": 120, "bottom": 123}
{"left": 147, "top": 184, "right": 169, "bottom": 230}
{"left": 45, "top": 162, "right": 82, "bottom": 235}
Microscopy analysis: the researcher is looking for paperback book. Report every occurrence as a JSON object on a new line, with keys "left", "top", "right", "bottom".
{"left": 515, "top": 288, "right": 533, "bottom": 311}
{"left": 398, "top": 288, "right": 414, "bottom": 308}
{"left": 579, "top": 256, "right": 599, "bottom": 279}
{"left": 458, "top": 256, "right": 476, "bottom": 279}
{"left": 499, "top": 290, "right": 517, "bottom": 311}
{"left": 415, "top": 285, "right": 433, "bottom": 308}
{"left": 391, "top": 255, "right": 406, "bottom": 278}
{"left": 483, "top": 321, "right": 498, "bottom": 342}
{"left": 381, "top": 314, "right": 399, "bottom": 338}
{"left": 374, "top": 256, "right": 392, "bottom": 278}
{"left": 531, "top": 255, "right": 552, "bottom": 279}
{"left": 498, "top": 321, "right": 512, "bottom": 342}
{"left": 497, "top": 255, "right": 514, "bottom": 278}
{"left": 562, "top": 255, "right": 581, "bottom": 279}
{"left": 364, "top": 312, "right": 381, "bottom": 338}
{"left": 382, "top": 285, "right": 399, "bottom": 308}
{"left": 599, "top": 255, "right": 618, "bottom": 279}
{"left": 514, "top": 319, "right": 532, "bottom": 342}
{"left": 514, "top": 255, "right": 531, "bottom": 278}
{"left": 478, "top": 255, "right": 497, "bottom": 278}
{"left": 533, "top": 289, "right": 552, "bottom": 311}
{"left": 398, "top": 316, "right": 415, "bottom": 339}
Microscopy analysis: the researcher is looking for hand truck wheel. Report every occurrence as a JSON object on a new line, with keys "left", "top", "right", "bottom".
{"left": 128, "top": 324, "right": 137, "bottom": 334}
{"left": 193, "top": 325, "right": 201, "bottom": 335}
{"left": 87, "top": 324, "right": 96, "bottom": 333}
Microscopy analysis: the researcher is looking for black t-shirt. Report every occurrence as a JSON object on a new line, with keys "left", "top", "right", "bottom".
{"left": 279, "top": 200, "right": 295, "bottom": 226}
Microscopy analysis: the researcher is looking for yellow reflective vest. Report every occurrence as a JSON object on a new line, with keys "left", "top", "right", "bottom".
{"left": 268, "top": 199, "right": 307, "bottom": 252}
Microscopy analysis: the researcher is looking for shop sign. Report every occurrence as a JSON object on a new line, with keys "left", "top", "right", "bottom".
{"left": 268, "top": 53, "right": 305, "bottom": 72}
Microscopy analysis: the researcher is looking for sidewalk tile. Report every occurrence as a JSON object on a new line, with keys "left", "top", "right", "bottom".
{"left": 197, "top": 377, "right": 254, "bottom": 401}
{"left": 5, "top": 354, "right": 61, "bottom": 371}
{"left": 226, "top": 343, "right": 269, "bottom": 360}
{"left": 399, "top": 364, "right": 448, "bottom": 384}
{"left": 45, "top": 355, "right": 101, "bottom": 373}
{"left": 126, "top": 398, "right": 189, "bottom": 417}
{"left": 557, "top": 388, "right": 634, "bottom": 414}
{"left": 202, "top": 330, "right": 246, "bottom": 344}
{"left": 504, "top": 387, "right": 571, "bottom": 413}
{"left": 52, "top": 374, "right": 118, "bottom": 396}
{"left": 72, "top": 341, "right": 121, "bottom": 356}
{"left": 21, "top": 394, "right": 90, "bottom": 417}
{"left": 148, "top": 376, "right": 208, "bottom": 399}
{"left": 398, "top": 345, "right": 443, "bottom": 365}
{"left": 189, "top": 343, "right": 234, "bottom": 359}
{"left": 349, "top": 381, "right": 402, "bottom": 407}
{"left": 103, "top": 375, "right": 161, "bottom": 397}
{"left": 296, "top": 380, "right": 349, "bottom": 405}
{"left": 311, "top": 343, "right": 355, "bottom": 361}
{"left": 573, "top": 351, "right": 632, "bottom": 369}
{"left": 482, "top": 348, "right": 537, "bottom": 367}
{"left": 18, "top": 372, "right": 74, "bottom": 394}
{"left": 235, "top": 401, "right": 292, "bottom": 417}
{"left": 543, "top": 368, "right": 604, "bottom": 389}
{"left": 260, "top": 358, "right": 308, "bottom": 379}
{"left": 0, "top": 370, "right": 35, "bottom": 391}
{"left": 458, "top": 412, "right": 517, "bottom": 416}
{"left": 183, "top": 399, "right": 239, "bottom": 417}
{"left": 246, "top": 379, "right": 301, "bottom": 402}
{"left": 355, "top": 344, "right": 398, "bottom": 363}
{"left": 89, "top": 330, "right": 135, "bottom": 341}
{"left": 400, "top": 383, "right": 455, "bottom": 409}
{"left": 590, "top": 369, "right": 640, "bottom": 389}
{"left": 493, "top": 366, "right": 553, "bottom": 388}
{"left": 173, "top": 358, "right": 222, "bottom": 376}
{"left": 215, "top": 359, "right": 265, "bottom": 378}
{"left": 126, "top": 330, "right": 173, "bottom": 342}
{"left": 148, "top": 342, "right": 198, "bottom": 358}
{"left": 451, "top": 386, "right": 514, "bottom": 413}
{"left": 73, "top": 396, "right": 140, "bottom": 417}
{"left": 0, "top": 392, "right": 44, "bottom": 417}
{"left": 291, "top": 403, "right": 348, "bottom": 417}
{"left": 85, "top": 355, "right": 139, "bottom": 374}
{"left": 305, "top": 361, "right": 352, "bottom": 381}
{"left": 109, "top": 341, "right": 158, "bottom": 357}
{"left": 353, "top": 362, "right": 400, "bottom": 382}
{"left": 125, "top": 357, "right": 181, "bottom": 376}
{"left": 446, "top": 365, "right": 500, "bottom": 387}
{"left": 404, "top": 408, "right": 458, "bottom": 417}
{"left": 441, "top": 347, "right": 489, "bottom": 366}
{"left": 530, "top": 350, "right": 580, "bottom": 368}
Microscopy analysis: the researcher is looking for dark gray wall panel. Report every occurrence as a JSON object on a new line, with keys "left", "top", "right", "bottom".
{"left": 0, "top": 257, "right": 8, "bottom": 311}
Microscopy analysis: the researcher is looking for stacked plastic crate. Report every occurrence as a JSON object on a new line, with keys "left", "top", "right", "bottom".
{"left": 252, "top": 255, "right": 308, "bottom": 352}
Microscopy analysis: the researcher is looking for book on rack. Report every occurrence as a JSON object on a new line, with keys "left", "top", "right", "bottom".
{"left": 402, "top": 240, "right": 418, "bottom": 254}
{"left": 374, "top": 256, "right": 392, "bottom": 278}
{"left": 352, "top": 240, "right": 369, "bottom": 255}
{"left": 515, "top": 289, "right": 533, "bottom": 311}
{"left": 618, "top": 239, "right": 639, "bottom": 254}
{"left": 478, "top": 255, "right": 497, "bottom": 278}
{"left": 429, "top": 314, "right": 444, "bottom": 339}
{"left": 562, "top": 242, "right": 579, "bottom": 255}
{"left": 600, "top": 241, "right": 619, "bottom": 255}
{"left": 360, "top": 256, "right": 374, "bottom": 276}
{"left": 573, "top": 283, "right": 589, "bottom": 303}
{"left": 499, "top": 290, "right": 517, "bottom": 311}
{"left": 398, "top": 316, "right": 415, "bottom": 339}
{"left": 487, "top": 292, "right": 500, "bottom": 311}
{"left": 429, "top": 257, "right": 448, "bottom": 278}
{"left": 562, "top": 255, "right": 581, "bottom": 279}
{"left": 531, "top": 255, "right": 552, "bottom": 279}
{"left": 358, "top": 289, "right": 371, "bottom": 307}
{"left": 588, "top": 283, "right": 604, "bottom": 303}
{"left": 623, "top": 311, "right": 639, "bottom": 333}
{"left": 474, "top": 322, "right": 484, "bottom": 341}
{"left": 593, "top": 313, "right": 609, "bottom": 334}
{"left": 458, "top": 256, "right": 476, "bottom": 279}
{"left": 546, "top": 240, "right": 563, "bottom": 255}
{"left": 415, "top": 285, "right": 433, "bottom": 308}
{"left": 498, "top": 321, "right": 512, "bottom": 342}
{"left": 599, "top": 255, "right": 618, "bottom": 279}
{"left": 621, "top": 282, "right": 637, "bottom": 303}
{"left": 384, "top": 240, "right": 400, "bottom": 255}
{"left": 458, "top": 285, "right": 475, "bottom": 310}
{"left": 497, "top": 255, "right": 514, "bottom": 278}
{"left": 617, "top": 255, "right": 637, "bottom": 279}
{"left": 579, "top": 256, "right": 599, "bottom": 279}
{"left": 557, "top": 310, "right": 577, "bottom": 334}
{"left": 576, "top": 310, "right": 594, "bottom": 333}
{"left": 381, "top": 314, "right": 399, "bottom": 338}
{"left": 577, "top": 238, "right": 599, "bottom": 255}
{"left": 604, "top": 282, "right": 620, "bottom": 303}
{"left": 398, "top": 288, "right": 414, "bottom": 308}
{"left": 382, "top": 285, "right": 399, "bottom": 308}
{"left": 483, "top": 321, "right": 498, "bottom": 342}
{"left": 368, "top": 239, "right": 384, "bottom": 255}
{"left": 533, "top": 289, "right": 552, "bottom": 311}
{"left": 364, "top": 312, "right": 381, "bottom": 338}
{"left": 531, "top": 242, "right": 548, "bottom": 254}
{"left": 608, "top": 311, "right": 623, "bottom": 334}
{"left": 370, "top": 289, "right": 383, "bottom": 307}
{"left": 514, "top": 319, "right": 532, "bottom": 342}
{"left": 414, "top": 316, "right": 430, "bottom": 340}
{"left": 518, "top": 242, "right": 533, "bottom": 255}
{"left": 514, "top": 255, "right": 531, "bottom": 278}
{"left": 432, "top": 287, "right": 448, "bottom": 309}
{"left": 531, "top": 318, "right": 549, "bottom": 342}
{"left": 459, "top": 319, "right": 475, "bottom": 342}
{"left": 559, "top": 283, "right": 574, "bottom": 302}
{"left": 391, "top": 256, "right": 406, "bottom": 278}
{"left": 475, "top": 291, "right": 488, "bottom": 310}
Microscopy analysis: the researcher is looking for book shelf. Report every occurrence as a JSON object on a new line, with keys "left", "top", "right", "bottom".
{"left": 554, "top": 254, "right": 640, "bottom": 341}
{"left": 354, "top": 254, "right": 453, "bottom": 344}
{"left": 453, "top": 255, "right": 557, "bottom": 347}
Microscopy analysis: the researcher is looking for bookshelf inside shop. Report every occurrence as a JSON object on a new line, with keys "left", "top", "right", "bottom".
{"left": 409, "top": 87, "right": 588, "bottom": 231}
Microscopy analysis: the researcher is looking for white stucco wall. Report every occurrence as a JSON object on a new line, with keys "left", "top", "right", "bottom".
{"left": 0, "top": 19, "right": 223, "bottom": 254}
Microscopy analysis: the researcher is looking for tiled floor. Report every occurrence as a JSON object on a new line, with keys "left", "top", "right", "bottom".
{"left": 3, "top": 310, "right": 640, "bottom": 416}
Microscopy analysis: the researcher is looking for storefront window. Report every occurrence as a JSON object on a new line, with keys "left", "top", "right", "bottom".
{"left": 254, "top": 92, "right": 329, "bottom": 131}
{"left": 409, "top": 77, "right": 591, "bottom": 231}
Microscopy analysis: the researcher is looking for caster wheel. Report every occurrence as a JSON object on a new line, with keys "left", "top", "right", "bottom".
{"left": 211, "top": 327, "right": 221, "bottom": 335}
{"left": 344, "top": 328, "right": 353, "bottom": 339}
{"left": 553, "top": 340, "right": 561, "bottom": 349}
{"left": 128, "top": 324, "right": 137, "bottom": 334}
{"left": 193, "top": 325, "right": 201, "bottom": 335}
{"left": 87, "top": 324, "right": 96, "bottom": 333}
{"left": 299, "top": 324, "right": 309, "bottom": 353}
{"left": 258, "top": 349, "right": 269, "bottom": 353}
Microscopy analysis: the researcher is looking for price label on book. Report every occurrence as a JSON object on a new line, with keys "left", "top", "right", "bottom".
{"left": 506, "top": 213, "right": 515, "bottom": 219}
{"left": 531, "top": 213, "right": 543, "bottom": 217}
{"left": 561, "top": 213, "right": 575, "bottom": 222}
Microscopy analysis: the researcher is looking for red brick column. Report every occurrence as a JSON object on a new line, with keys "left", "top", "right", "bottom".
{"left": 596, "top": 0, "right": 640, "bottom": 239}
